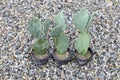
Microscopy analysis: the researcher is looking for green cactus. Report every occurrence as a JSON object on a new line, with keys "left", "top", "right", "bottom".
{"left": 73, "top": 8, "right": 93, "bottom": 33}
{"left": 50, "top": 11, "right": 69, "bottom": 54}
{"left": 73, "top": 8, "right": 94, "bottom": 56}
{"left": 74, "top": 32, "right": 90, "bottom": 56}
{"left": 28, "top": 17, "right": 51, "bottom": 55}
{"left": 33, "top": 39, "right": 50, "bottom": 55}
{"left": 55, "top": 33, "right": 69, "bottom": 54}
{"left": 50, "top": 26, "right": 62, "bottom": 38}
{"left": 54, "top": 11, "right": 66, "bottom": 30}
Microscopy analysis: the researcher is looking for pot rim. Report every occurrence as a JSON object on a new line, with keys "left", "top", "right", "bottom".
{"left": 30, "top": 50, "right": 50, "bottom": 65}
{"left": 31, "top": 52, "right": 49, "bottom": 60}
{"left": 31, "top": 49, "right": 51, "bottom": 60}
{"left": 52, "top": 48, "right": 71, "bottom": 61}
{"left": 74, "top": 47, "right": 94, "bottom": 61}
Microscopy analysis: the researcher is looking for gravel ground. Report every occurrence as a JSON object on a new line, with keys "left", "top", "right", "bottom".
{"left": 0, "top": 0, "right": 120, "bottom": 80}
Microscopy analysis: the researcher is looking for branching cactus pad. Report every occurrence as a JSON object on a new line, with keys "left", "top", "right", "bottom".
{"left": 42, "top": 19, "right": 51, "bottom": 39}
{"left": 74, "top": 32, "right": 90, "bottom": 56}
{"left": 55, "top": 33, "right": 69, "bottom": 54}
{"left": 86, "top": 12, "right": 94, "bottom": 29}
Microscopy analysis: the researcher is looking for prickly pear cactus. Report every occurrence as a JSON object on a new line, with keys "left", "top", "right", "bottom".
{"left": 55, "top": 33, "right": 69, "bottom": 54}
{"left": 73, "top": 8, "right": 94, "bottom": 33}
{"left": 50, "top": 11, "right": 69, "bottom": 54}
{"left": 33, "top": 39, "right": 50, "bottom": 55}
{"left": 74, "top": 32, "right": 90, "bottom": 56}
{"left": 28, "top": 17, "right": 51, "bottom": 55}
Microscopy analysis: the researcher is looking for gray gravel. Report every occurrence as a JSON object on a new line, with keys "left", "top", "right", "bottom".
{"left": 0, "top": 0, "right": 120, "bottom": 80}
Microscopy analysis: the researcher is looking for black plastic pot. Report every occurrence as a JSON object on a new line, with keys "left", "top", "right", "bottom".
{"left": 73, "top": 48, "right": 94, "bottom": 66}
{"left": 31, "top": 51, "right": 50, "bottom": 66}
{"left": 52, "top": 48, "right": 71, "bottom": 65}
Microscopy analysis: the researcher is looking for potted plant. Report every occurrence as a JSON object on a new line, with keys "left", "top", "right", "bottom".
{"left": 50, "top": 11, "right": 71, "bottom": 65}
{"left": 73, "top": 8, "right": 94, "bottom": 65}
{"left": 28, "top": 17, "right": 51, "bottom": 65}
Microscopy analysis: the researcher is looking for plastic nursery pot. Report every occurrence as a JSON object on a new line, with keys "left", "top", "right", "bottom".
{"left": 52, "top": 48, "right": 71, "bottom": 65}
{"left": 31, "top": 50, "right": 50, "bottom": 66}
{"left": 74, "top": 48, "right": 94, "bottom": 66}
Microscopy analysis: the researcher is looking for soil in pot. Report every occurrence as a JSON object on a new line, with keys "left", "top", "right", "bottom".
{"left": 31, "top": 52, "right": 49, "bottom": 66}
{"left": 54, "top": 51, "right": 70, "bottom": 60}
{"left": 34, "top": 53, "right": 48, "bottom": 59}
{"left": 73, "top": 48, "right": 94, "bottom": 66}
{"left": 52, "top": 49, "right": 71, "bottom": 65}
{"left": 75, "top": 50, "right": 91, "bottom": 60}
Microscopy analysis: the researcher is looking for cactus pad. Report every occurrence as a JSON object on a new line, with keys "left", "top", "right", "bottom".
{"left": 55, "top": 33, "right": 69, "bottom": 54}
{"left": 74, "top": 32, "right": 90, "bottom": 56}
{"left": 55, "top": 11, "right": 66, "bottom": 30}
{"left": 33, "top": 39, "right": 50, "bottom": 55}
